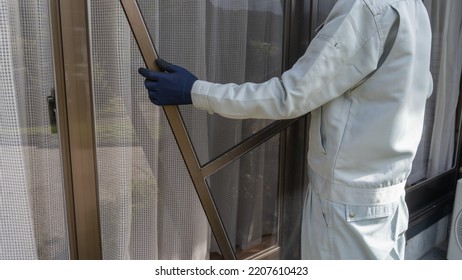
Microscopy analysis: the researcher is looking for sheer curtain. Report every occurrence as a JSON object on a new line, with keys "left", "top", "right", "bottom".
{"left": 425, "top": 0, "right": 462, "bottom": 177}
{"left": 0, "top": 0, "right": 69, "bottom": 259}
{"left": 88, "top": 0, "right": 283, "bottom": 259}
{"left": 408, "top": 0, "right": 462, "bottom": 184}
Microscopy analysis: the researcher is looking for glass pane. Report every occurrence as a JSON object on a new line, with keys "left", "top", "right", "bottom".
{"left": 0, "top": 0, "right": 69, "bottom": 259}
{"left": 137, "top": 0, "right": 284, "bottom": 164}
{"left": 208, "top": 135, "right": 280, "bottom": 259}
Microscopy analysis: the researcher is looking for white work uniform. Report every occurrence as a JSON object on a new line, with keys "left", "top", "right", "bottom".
{"left": 191, "top": 0, "right": 433, "bottom": 259}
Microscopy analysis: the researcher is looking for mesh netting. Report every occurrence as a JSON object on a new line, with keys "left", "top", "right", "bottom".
{"left": 0, "top": 0, "right": 69, "bottom": 260}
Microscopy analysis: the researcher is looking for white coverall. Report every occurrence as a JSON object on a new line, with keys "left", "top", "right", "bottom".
{"left": 191, "top": 0, "right": 433, "bottom": 259}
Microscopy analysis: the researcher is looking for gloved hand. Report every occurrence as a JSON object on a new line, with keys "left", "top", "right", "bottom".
{"left": 138, "top": 58, "right": 198, "bottom": 106}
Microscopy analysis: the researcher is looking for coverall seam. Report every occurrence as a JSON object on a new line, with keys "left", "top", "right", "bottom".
{"left": 348, "top": 5, "right": 401, "bottom": 94}
{"left": 372, "top": 9, "right": 385, "bottom": 55}
{"left": 292, "top": 7, "right": 376, "bottom": 96}
{"left": 331, "top": 91, "right": 353, "bottom": 182}
{"left": 372, "top": 0, "right": 408, "bottom": 12}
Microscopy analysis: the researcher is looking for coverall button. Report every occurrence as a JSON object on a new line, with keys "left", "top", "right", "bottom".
{"left": 348, "top": 212, "right": 355, "bottom": 219}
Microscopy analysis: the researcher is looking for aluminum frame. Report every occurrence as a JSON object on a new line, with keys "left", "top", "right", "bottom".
{"left": 49, "top": 0, "right": 77, "bottom": 260}
{"left": 50, "top": 0, "right": 102, "bottom": 260}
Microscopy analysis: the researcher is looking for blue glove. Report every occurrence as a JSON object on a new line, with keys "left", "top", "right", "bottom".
{"left": 138, "top": 58, "right": 198, "bottom": 106}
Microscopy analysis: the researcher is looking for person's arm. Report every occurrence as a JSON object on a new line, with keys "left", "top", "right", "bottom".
{"left": 140, "top": 1, "right": 381, "bottom": 119}
{"left": 192, "top": 1, "right": 381, "bottom": 119}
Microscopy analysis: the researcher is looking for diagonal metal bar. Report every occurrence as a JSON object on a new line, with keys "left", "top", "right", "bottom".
{"left": 201, "top": 118, "right": 300, "bottom": 178}
{"left": 119, "top": 0, "right": 235, "bottom": 259}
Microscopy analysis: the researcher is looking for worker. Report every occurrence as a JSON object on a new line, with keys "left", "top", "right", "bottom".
{"left": 138, "top": 0, "right": 433, "bottom": 260}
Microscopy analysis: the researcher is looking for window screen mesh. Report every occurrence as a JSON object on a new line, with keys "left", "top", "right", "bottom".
{"left": 0, "top": 0, "right": 69, "bottom": 260}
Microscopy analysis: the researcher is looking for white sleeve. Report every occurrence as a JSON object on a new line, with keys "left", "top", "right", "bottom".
{"left": 192, "top": 1, "right": 381, "bottom": 120}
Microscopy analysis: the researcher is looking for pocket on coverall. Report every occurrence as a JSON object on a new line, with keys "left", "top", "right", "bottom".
{"left": 316, "top": 193, "right": 408, "bottom": 259}
{"left": 309, "top": 108, "right": 327, "bottom": 154}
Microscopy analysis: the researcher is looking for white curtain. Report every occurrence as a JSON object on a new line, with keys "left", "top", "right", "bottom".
{"left": 0, "top": 0, "right": 69, "bottom": 259}
{"left": 408, "top": 0, "right": 462, "bottom": 184}
{"left": 88, "top": 0, "right": 283, "bottom": 259}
